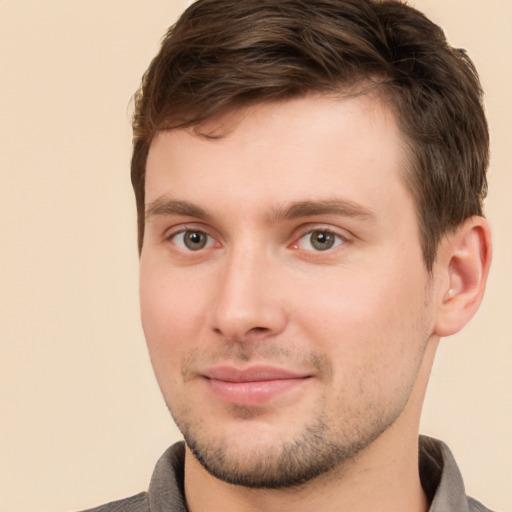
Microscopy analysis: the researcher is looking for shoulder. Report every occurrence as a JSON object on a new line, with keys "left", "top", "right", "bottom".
{"left": 78, "top": 491, "right": 149, "bottom": 512}
{"left": 467, "top": 496, "right": 499, "bottom": 512}
{"left": 419, "top": 436, "right": 498, "bottom": 512}
{"left": 77, "top": 442, "right": 187, "bottom": 512}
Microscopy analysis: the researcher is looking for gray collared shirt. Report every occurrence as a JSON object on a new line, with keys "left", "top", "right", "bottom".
{"left": 81, "top": 436, "right": 495, "bottom": 511}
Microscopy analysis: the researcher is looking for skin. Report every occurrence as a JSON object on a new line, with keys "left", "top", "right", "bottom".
{"left": 139, "top": 93, "right": 491, "bottom": 512}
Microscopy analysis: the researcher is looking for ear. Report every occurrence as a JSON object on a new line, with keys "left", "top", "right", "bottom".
{"left": 433, "top": 216, "right": 492, "bottom": 337}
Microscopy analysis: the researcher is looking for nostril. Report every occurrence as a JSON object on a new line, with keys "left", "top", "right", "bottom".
{"left": 251, "top": 327, "right": 268, "bottom": 333}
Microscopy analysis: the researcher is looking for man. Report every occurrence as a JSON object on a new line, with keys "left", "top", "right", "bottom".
{"left": 86, "top": 0, "right": 493, "bottom": 510}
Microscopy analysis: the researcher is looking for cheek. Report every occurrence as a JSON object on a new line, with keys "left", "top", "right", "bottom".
{"left": 139, "top": 267, "right": 217, "bottom": 408}
{"left": 292, "top": 278, "right": 428, "bottom": 419}
{"left": 139, "top": 262, "right": 211, "bottom": 370}
{"left": 291, "top": 266, "right": 429, "bottom": 373}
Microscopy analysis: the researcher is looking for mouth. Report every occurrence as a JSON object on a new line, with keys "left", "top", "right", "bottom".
{"left": 201, "top": 365, "right": 312, "bottom": 407}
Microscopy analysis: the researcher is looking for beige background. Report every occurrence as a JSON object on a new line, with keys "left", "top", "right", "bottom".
{"left": 0, "top": 1, "right": 510, "bottom": 511}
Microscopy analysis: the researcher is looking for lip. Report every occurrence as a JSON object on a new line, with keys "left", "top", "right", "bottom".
{"left": 201, "top": 365, "right": 312, "bottom": 406}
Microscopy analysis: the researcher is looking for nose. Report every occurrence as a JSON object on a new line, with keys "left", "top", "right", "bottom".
{"left": 209, "top": 246, "right": 288, "bottom": 343}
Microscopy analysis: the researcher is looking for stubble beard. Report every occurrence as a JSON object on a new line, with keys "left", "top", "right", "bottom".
{"left": 168, "top": 396, "right": 401, "bottom": 489}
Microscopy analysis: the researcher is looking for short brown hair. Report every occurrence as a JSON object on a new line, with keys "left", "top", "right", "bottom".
{"left": 131, "top": 0, "right": 488, "bottom": 270}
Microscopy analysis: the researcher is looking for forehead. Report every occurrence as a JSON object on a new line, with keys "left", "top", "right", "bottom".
{"left": 145, "top": 93, "right": 411, "bottom": 221}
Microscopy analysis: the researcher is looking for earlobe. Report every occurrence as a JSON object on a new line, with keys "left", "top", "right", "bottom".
{"left": 433, "top": 216, "right": 492, "bottom": 337}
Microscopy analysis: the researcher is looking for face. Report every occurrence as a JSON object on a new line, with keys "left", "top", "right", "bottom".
{"left": 140, "top": 94, "right": 436, "bottom": 488}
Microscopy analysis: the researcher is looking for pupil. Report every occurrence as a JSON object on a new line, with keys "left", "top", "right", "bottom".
{"left": 312, "top": 231, "right": 334, "bottom": 250}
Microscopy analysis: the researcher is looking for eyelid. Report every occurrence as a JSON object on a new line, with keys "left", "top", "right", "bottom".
{"left": 164, "top": 222, "right": 215, "bottom": 239}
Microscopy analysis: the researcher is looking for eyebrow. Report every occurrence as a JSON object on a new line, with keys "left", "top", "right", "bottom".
{"left": 145, "top": 197, "right": 375, "bottom": 223}
{"left": 145, "top": 198, "right": 211, "bottom": 220}
{"left": 270, "top": 199, "right": 376, "bottom": 222}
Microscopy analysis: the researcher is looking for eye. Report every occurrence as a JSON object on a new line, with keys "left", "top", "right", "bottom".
{"left": 296, "top": 229, "right": 345, "bottom": 251}
{"left": 170, "top": 230, "right": 216, "bottom": 251}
